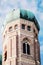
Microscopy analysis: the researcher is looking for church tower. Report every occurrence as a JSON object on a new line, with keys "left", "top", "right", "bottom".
{"left": 2, "top": 9, "right": 40, "bottom": 65}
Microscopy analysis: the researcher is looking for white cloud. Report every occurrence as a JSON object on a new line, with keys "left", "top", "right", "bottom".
{"left": 0, "top": 0, "right": 38, "bottom": 15}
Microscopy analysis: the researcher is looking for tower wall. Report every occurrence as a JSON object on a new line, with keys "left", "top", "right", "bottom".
{"left": 2, "top": 18, "right": 40, "bottom": 65}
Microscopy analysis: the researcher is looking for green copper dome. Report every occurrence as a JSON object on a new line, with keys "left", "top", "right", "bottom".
{"left": 5, "top": 9, "right": 40, "bottom": 31}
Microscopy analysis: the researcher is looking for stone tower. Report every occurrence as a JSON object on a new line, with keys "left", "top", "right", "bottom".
{"left": 2, "top": 9, "right": 40, "bottom": 65}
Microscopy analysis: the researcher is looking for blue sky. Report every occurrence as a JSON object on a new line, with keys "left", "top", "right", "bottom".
{"left": 0, "top": 0, "right": 43, "bottom": 65}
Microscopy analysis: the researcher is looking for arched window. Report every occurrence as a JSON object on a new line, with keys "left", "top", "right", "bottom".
{"left": 27, "top": 26, "right": 31, "bottom": 31}
{"left": 23, "top": 43, "right": 30, "bottom": 55}
{"left": 22, "top": 24, "right": 25, "bottom": 29}
{"left": 14, "top": 25, "right": 18, "bottom": 30}
{"left": 4, "top": 51, "right": 7, "bottom": 61}
{"left": 23, "top": 43, "right": 26, "bottom": 53}
{"left": 9, "top": 26, "right": 12, "bottom": 32}
{"left": 27, "top": 44, "right": 30, "bottom": 54}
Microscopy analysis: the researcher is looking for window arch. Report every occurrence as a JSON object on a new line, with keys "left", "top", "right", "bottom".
{"left": 14, "top": 24, "right": 18, "bottom": 30}
{"left": 27, "top": 26, "right": 31, "bottom": 31}
{"left": 23, "top": 37, "right": 31, "bottom": 43}
{"left": 23, "top": 42, "right": 30, "bottom": 55}
{"left": 21, "top": 24, "right": 25, "bottom": 29}
{"left": 9, "top": 26, "right": 12, "bottom": 32}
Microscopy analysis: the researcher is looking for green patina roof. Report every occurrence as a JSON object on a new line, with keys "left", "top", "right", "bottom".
{"left": 5, "top": 9, "right": 40, "bottom": 31}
